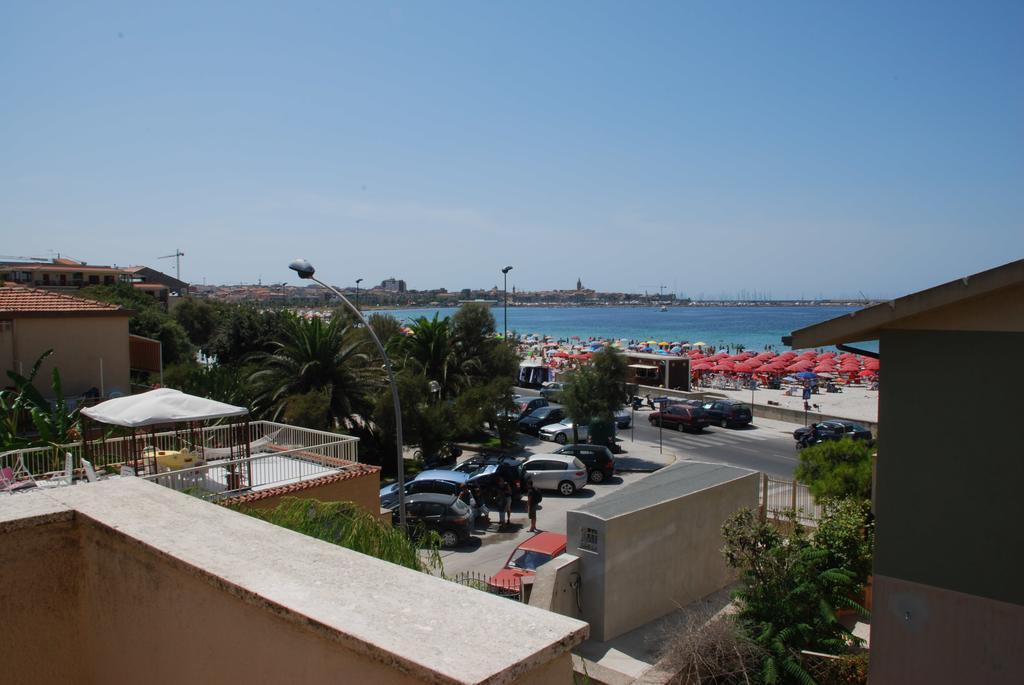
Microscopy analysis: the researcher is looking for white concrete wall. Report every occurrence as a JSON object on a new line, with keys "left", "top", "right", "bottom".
{"left": 569, "top": 471, "right": 759, "bottom": 641}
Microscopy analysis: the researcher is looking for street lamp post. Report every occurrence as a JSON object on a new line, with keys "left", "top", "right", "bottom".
{"left": 355, "top": 278, "right": 363, "bottom": 311}
{"left": 501, "top": 266, "right": 513, "bottom": 339}
{"left": 289, "top": 259, "right": 406, "bottom": 528}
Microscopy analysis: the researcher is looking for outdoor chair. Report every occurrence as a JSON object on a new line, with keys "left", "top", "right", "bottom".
{"left": 81, "top": 457, "right": 101, "bottom": 483}
{"left": 0, "top": 457, "right": 38, "bottom": 493}
{"left": 37, "top": 453, "right": 75, "bottom": 488}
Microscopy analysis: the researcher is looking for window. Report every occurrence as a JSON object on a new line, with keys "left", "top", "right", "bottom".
{"left": 104, "top": 275, "right": 114, "bottom": 285}
{"left": 579, "top": 527, "right": 599, "bottom": 553}
{"left": 88, "top": 275, "right": 99, "bottom": 284}
{"left": 423, "top": 503, "right": 446, "bottom": 517}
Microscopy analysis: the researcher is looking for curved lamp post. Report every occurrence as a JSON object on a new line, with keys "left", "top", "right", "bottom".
{"left": 501, "top": 265, "right": 513, "bottom": 339}
{"left": 289, "top": 259, "right": 406, "bottom": 528}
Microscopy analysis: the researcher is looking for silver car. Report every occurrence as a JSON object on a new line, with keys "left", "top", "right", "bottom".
{"left": 522, "top": 454, "right": 588, "bottom": 496}
{"left": 537, "top": 419, "right": 589, "bottom": 444}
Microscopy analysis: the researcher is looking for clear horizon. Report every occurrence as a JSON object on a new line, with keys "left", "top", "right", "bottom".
{"left": 3, "top": 2, "right": 1022, "bottom": 299}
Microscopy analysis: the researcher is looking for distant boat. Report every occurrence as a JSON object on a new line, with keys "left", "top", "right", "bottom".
{"left": 659, "top": 304, "right": 668, "bottom": 312}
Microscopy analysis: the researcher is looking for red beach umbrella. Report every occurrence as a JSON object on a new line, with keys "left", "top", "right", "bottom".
{"left": 858, "top": 369, "right": 877, "bottom": 377}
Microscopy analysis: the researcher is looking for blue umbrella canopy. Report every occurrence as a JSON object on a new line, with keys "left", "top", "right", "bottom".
{"left": 796, "top": 371, "right": 817, "bottom": 380}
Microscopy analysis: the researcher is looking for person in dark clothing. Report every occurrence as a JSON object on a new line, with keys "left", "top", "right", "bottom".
{"left": 526, "top": 481, "right": 541, "bottom": 533}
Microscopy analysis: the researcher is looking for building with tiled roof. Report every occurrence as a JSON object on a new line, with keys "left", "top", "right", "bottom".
{"left": 0, "top": 260, "right": 133, "bottom": 289}
{"left": 0, "top": 284, "right": 131, "bottom": 397}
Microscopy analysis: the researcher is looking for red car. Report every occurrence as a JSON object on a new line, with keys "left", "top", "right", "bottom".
{"left": 489, "top": 532, "right": 567, "bottom": 592}
{"left": 648, "top": 404, "right": 709, "bottom": 432}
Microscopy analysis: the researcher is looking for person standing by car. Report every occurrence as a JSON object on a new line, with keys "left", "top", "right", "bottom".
{"left": 502, "top": 479, "right": 513, "bottom": 526}
{"left": 526, "top": 482, "right": 542, "bottom": 533}
{"left": 494, "top": 478, "right": 507, "bottom": 528}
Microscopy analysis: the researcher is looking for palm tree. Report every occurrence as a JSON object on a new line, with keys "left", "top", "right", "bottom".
{"left": 249, "top": 314, "right": 379, "bottom": 430}
{"left": 398, "top": 314, "right": 472, "bottom": 399}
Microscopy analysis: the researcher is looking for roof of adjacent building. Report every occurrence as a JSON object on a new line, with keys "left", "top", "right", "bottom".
{"left": 0, "top": 262, "right": 129, "bottom": 274}
{"left": 788, "top": 259, "right": 1024, "bottom": 348}
{"left": 0, "top": 285, "right": 131, "bottom": 318}
{"left": 574, "top": 461, "right": 756, "bottom": 520}
{"left": 221, "top": 462, "right": 381, "bottom": 507}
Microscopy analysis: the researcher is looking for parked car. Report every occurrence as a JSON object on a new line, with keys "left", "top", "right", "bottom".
{"left": 648, "top": 404, "right": 709, "bottom": 432}
{"left": 793, "top": 420, "right": 874, "bottom": 447}
{"left": 504, "top": 395, "right": 549, "bottom": 420}
{"left": 389, "top": 493, "right": 473, "bottom": 548}
{"left": 464, "top": 461, "right": 529, "bottom": 505}
{"left": 517, "top": 406, "right": 566, "bottom": 435}
{"left": 554, "top": 444, "right": 615, "bottom": 483}
{"left": 700, "top": 399, "right": 753, "bottom": 428}
{"left": 613, "top": 408, "right": 631, "bottom": 429}
{"left": 521, "top": 454, "right": 588, "bottom": 496}
{"left": 539, "top": 382, "right": 567, "bottom": 401}
{"left": 538, "top": 419, "right": 589, "bottom": 444}
{"left": 489, "top": 532, "right": 568, "bottom": 592}
{"left": 379, "top": 469, "right": 470, "bottom": 509}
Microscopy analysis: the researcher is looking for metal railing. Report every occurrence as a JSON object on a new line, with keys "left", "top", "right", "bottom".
{"left": 0, "top": 420, "right": 359, "bottom": 482}
{"left": 759, "top": 474, "right": 823, "bottom": 523}
{"left": 446, "top": 571, "right": 524, "bottom": 601}
{"left": 141, "top": 444, "right": 360, "bottom": 502}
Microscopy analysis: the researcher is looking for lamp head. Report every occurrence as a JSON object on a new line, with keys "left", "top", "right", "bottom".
{"left": 502, "top": 266, "right": 513, "bottom": 274}
{"left": 356, "top": 278, "right": 363, "bottom": 285}
{"left": 289, "top": 259, "right": 315, "bottom": 279}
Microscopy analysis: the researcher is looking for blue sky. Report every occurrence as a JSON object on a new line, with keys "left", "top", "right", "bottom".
{"left": 2, "top": 2, "right": 1021, "bottom": 298}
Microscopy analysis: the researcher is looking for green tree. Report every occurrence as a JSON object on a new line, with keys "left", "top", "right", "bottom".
{"left": 559, "top": 348, "right": 626, "bottom": 444}
{"left": 398, "top": 313, "right": 468, "bottom": 399}
{"left": 163, "top": 361, "right": 254, "bottom": 408}
{"left": 172, "top": 296, "right": 220, "bottom": 348}
{"left": 451, "top": 304, "right": 517, "bottom": 384}
{"left": 560, "top": 367, "right": 602, "bottom": 444}
{"left": 795, "top": 438, "right": 873, "bottom": 500}
{"left": 206, "top": 305, "right": 286, "bottom": 366}
{"left": 365, "top": 312, "right": 403, "bottom": 350}
{"left": 722, "top": 508, "right": 867, "bottom": 684}
{"left": 241, "top": 497, "right": 442, "bottom": 572}
{"left": 248, "top": 314, "right": 379, "bottom": 430}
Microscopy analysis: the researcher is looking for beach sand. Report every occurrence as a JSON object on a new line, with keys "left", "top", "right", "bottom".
{"left": 706, "top": 383, "right": 879, "bottom": 423}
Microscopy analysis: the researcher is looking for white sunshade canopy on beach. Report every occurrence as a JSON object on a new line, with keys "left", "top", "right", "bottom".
{"left": 81, "top": 388, "right": 248, "bottom": 428}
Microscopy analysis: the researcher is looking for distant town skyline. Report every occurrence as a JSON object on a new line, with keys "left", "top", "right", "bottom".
{"left": 3, "top": 2, "right": 1022, "bottom": 299}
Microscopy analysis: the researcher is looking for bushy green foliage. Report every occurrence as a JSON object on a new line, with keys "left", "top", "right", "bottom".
{"left": 795, "top": 438, "right": 873, "bottom": 500}
{"left": 242, "top": 497, "right": 442, "bottom": 573}
{"left": 560, "top": 347, "right": 627, "bottom": 443}
{"left": 1, "top": 350, "right": 80, "bottom": 450}
{"left": 163, "top": 362, "right": 253, "bottom": 407}
{"left": 722, "top": 506, "right": 870, "bottom": 684}
{"left": 282, "top": 389, "right": 333, "bottom": 431}
{"left": 813, "top": 498, "right": 874, "bottom": 586}
{"left": 172, "top": 296, "right": 221, "bottom": 348}
{"left": 205, "top": 305, "right": 286, "bottom": 366}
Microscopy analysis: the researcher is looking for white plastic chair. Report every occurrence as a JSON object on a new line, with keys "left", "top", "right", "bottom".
{"left": 81, "top": 457, "right": 100, "bottom": 483}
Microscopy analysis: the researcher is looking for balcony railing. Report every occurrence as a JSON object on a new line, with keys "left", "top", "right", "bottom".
{"left": 0, "top": 420, "right": 358, "bottom": 482}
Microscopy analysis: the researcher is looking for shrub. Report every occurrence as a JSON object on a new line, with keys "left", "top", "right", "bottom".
{"left": 795, "top": 438, "right": 872, "bottom": 500}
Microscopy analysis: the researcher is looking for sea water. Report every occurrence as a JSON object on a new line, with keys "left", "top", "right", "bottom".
{"left": 372, "top": 305, "right": 876, "bottom": 352}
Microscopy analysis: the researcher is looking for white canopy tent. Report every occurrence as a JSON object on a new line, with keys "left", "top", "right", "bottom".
{"left": 82, "top": 388, "right": 248, "bottom": 428}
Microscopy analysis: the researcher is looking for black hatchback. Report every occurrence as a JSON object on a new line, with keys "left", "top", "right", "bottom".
{"left": 391, "top": 493, "right": 473, "bottom": 548}
{"left": 701, "top": 400, "right": 752, "bottom": 428}
{"left": 554, "top": 444, "right": 615, "bottom": 484}
{"left": 518, "top": 406, "right": 567, "bottom": 435}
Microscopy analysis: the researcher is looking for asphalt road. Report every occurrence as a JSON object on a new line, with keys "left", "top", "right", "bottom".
{"left": 623, "top": 409, "right": 800, "bottom": 480}
{"left": 517, "top": 387, "right": 801, "bottom": 480}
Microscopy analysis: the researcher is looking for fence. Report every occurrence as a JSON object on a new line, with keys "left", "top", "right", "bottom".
{"left": 446, "top": 571, "right": 524, "bottom": 602}
{"left": 0, "top": 420, "right": 359, "bottom": 483}
{"left": 141, "top": 445, "right": 360, "bottom": 502}
{"left": 759, "top": 474, "right": 823, "bottom": 524}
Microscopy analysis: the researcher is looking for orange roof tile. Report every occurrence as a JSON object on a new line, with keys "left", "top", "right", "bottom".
{"left": 0, "top": 285, "right": 127, "bottom": 315}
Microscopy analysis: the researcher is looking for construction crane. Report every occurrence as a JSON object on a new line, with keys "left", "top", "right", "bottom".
{"left": 159, "top": 250, "right": 185, "bottom": 281}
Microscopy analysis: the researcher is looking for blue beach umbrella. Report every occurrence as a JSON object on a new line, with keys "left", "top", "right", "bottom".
{"left": 796, "top": 371, "right": 817, "bottom": 380}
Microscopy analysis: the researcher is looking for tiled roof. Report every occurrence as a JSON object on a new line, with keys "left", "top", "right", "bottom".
{"left": 0, "top": 285, "right": 126, "bottom": 314}
{"left": 221, "top": 461, "right": 380, "bottom": 506}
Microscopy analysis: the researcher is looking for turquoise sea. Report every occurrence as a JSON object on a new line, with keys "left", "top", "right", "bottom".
{"left": 371, "top": 305, "right": 876, "bottom": 352}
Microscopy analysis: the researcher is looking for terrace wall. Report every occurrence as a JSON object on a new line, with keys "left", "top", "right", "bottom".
{"left": 0, "top": 479, "right": 587, "bottom": 685}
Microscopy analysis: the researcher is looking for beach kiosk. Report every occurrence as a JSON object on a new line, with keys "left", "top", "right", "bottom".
{"left": 624, "top": 352, "right": 691, "bottom": 391}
